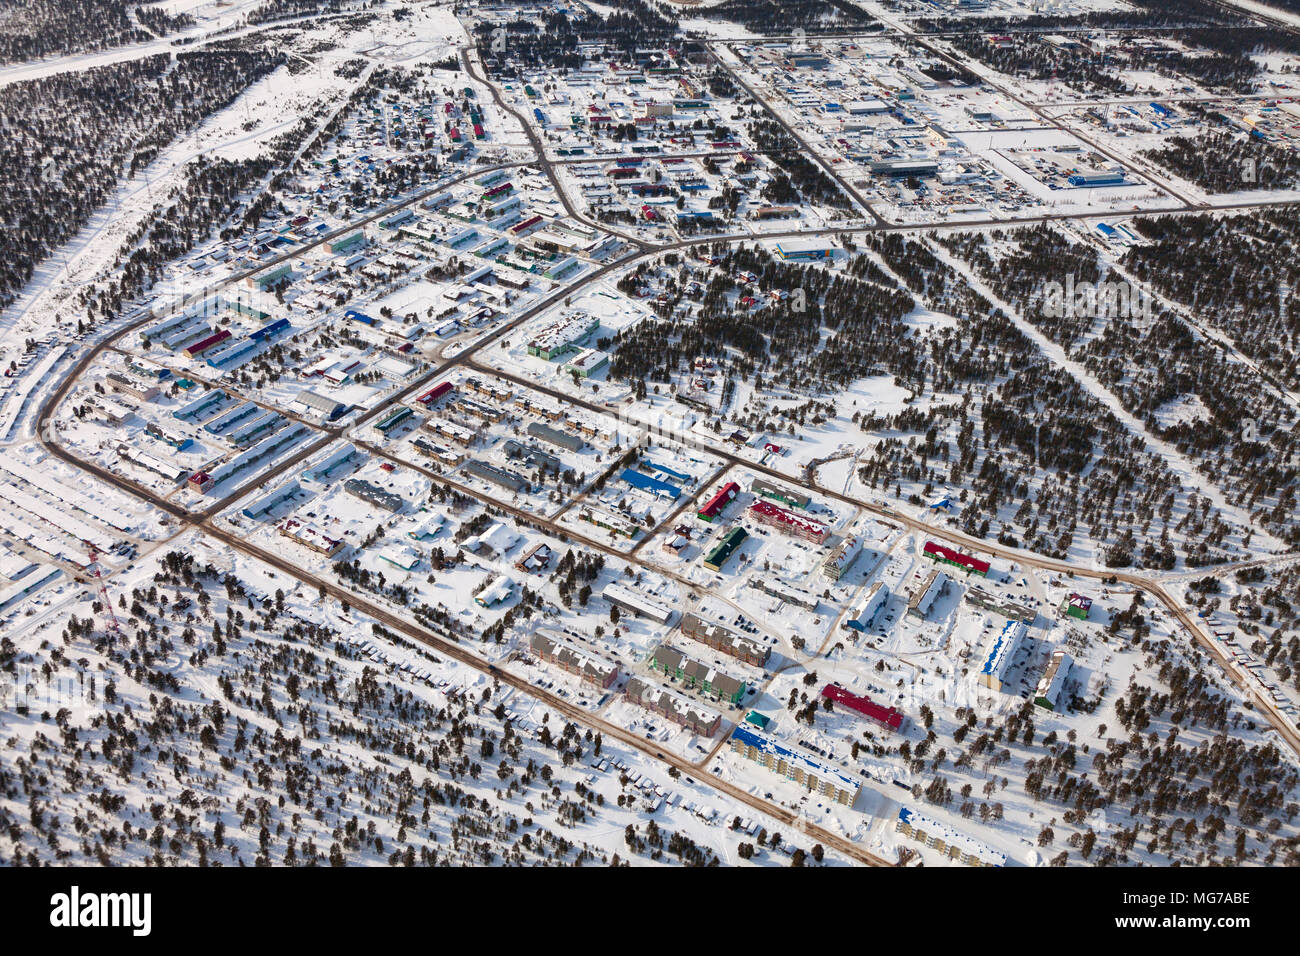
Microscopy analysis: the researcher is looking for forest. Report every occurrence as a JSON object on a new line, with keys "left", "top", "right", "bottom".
{"left": 609, "top": 235, "right": 1239, "bottom": 570}
{"left": 0, "top": 0, "right": 191, "bottom": 64}
{"left": 945, "top": 31, "right": 1271, "bottom": 97}
{"left": 0, "top": 47, "right": 284, "bottom": 312}
{"left": 473, "top": 0, "right": 679, "bottom": 74}
{"left": 702, "top": 0, "right": 877, "bottom": 35}
{"left": 0, "top": 552, "right": 756, "bottom": 866}
{"left": 1140, "top": 123, "right": 1300, "bottom": 193}
{"left": 938, "top": 224, "right": 1300, "bottom": 550}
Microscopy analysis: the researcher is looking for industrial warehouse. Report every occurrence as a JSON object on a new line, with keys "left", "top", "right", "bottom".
{"left": 603, "top": 583, "right": 674, "bottom": 625}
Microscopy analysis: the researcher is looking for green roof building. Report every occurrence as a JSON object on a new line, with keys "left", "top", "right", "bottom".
{"left": 330, "top": 231, "right": 366, "bottom": 255}
{"left": 649, "top": 645, "right": 747, "bottom": 705}
{"left": 751, "top": 477, "right": 810, "bottom": 509}
{"left": 254, "top": 263, "right": 291, "bottom": 290}
{"left": 703, "top": 526, "right": 747, "bottom": 572}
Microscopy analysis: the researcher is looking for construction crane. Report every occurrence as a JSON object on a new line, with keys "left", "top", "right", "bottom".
{"left": 84, "top": 541, "right": 121, "bottom": 637}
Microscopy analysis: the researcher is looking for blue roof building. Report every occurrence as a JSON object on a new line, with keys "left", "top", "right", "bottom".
{"left": 251, "top": 317, "right": 291, "bottom": 341}
{"left": 643, "top": 460, "right": 690, "bottom": 484}
{"left": 978, "top": 619, "right": 1026, "bottom": 692}
{"left": 728, "top": 725, "right": 860, "bottom": 806}
{"left": 621, "top": 468, "right": 681, "bottom": 499}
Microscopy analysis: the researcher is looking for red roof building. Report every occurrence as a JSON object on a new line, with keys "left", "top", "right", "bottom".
{"left": 183, "top": 329, "right": 231, "bottom": 359}
{"left": 821, "top": 685, "right": 904, "bottom": 732}
{"left": 697, "top": 481, "right": 739, "bottom": 522}
{"left": 747, "top": 500, "right": 828, "bottom": 544}
{"left": 923, "top": 540, "right": 990, "bottom": 576}
{"left": 512, "top": 215, "right": 544, "bottom": 235}
{"left": 416, "top": 381, "right": 454, "bottom": 406}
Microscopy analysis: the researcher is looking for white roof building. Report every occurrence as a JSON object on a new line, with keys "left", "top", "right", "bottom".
{"left": 906, "top": 569, "right": 947, "bottom": 619}
{"left": 1034, "top": 650, "right": 1074, "bottom": 711}
{"left": 897, "top": 806, "right": 1006, "bottom": 867}
{"left": 378, "top": 543, "right": 421, "bottom": 571}
{"left": 407, "top": 513, "right": 446, "bottom": 541}
{"left": 602, "top": 582, "right": 674, "bottom": 625}
{"left": 469, "top": 521, "right": 520, "bottom": 556}
{"left": 821, "top": 533, "right": 863, "bottom": 581}
{"left": 845, "top": 581, "right": 888, "bottom": 631}
{"left": 476, "top": 574, "right": 514, "bottom": 607}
